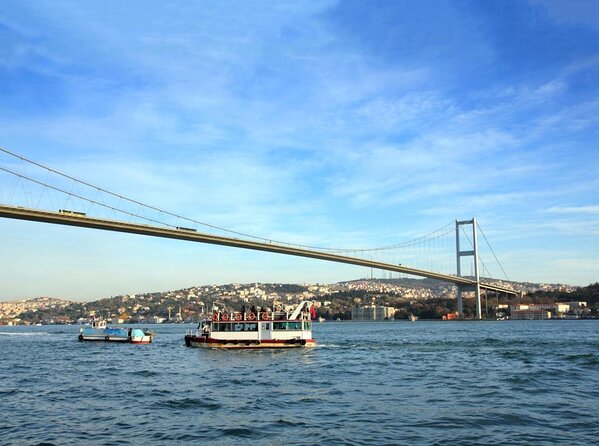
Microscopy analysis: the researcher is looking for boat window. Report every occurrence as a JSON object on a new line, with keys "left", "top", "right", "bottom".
{"left": 261, "top": 323, "right": 270, "bottom": 331}
{"left": 304, "top": 322, "right": 312, "bottom": 330}
{"left": 226, "top": 323, "right": 258, "bottom": 332}
{"left": 272, "top": 322, "right": 303, "bottom": 330}
{"left": 214, "top": 322, "right": 233, "bottom": 332}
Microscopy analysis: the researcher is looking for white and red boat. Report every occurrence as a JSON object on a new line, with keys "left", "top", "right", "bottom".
{"left": 185, "top": 301, "right": 316, "bottom": 349}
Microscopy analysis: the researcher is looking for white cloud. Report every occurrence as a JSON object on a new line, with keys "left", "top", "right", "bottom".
{"left": 546, "top": 205, "right": 599, "bottom": 214}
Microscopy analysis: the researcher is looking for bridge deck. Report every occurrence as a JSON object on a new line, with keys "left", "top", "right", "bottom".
{"left": 0, "top": 205, "right": 518, "bottom": 295}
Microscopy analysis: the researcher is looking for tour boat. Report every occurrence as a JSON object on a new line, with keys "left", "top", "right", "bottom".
{"left": 184, "top": 301, "right": 316, "bottom": 349}
{"left": 78, "top": 318, "right": 154, "bottom": 344}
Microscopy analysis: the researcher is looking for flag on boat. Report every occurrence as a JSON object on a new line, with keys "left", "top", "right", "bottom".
{"left": 310, "top": 306, "right": 316, "bottom": 320}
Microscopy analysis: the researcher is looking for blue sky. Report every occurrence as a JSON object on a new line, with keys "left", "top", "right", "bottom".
{"left": 1, "top": 0, "right": 598, "bottom": 301}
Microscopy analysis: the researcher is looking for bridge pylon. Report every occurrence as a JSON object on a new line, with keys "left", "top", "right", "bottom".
{"left": 456, "top": 218, "right": 482, "bottom": 319}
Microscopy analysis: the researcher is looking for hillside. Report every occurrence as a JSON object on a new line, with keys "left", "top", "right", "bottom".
{"left": 1, "top": 279, "right": 594, "bottom": 325}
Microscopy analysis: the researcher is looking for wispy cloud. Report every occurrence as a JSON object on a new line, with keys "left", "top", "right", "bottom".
{"left": 546, "top": 205, "right": 599, "bottom": 215}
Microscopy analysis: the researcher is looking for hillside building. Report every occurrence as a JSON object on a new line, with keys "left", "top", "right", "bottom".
{"left": 351, "top": 305, "right": 395, "bottom": 320}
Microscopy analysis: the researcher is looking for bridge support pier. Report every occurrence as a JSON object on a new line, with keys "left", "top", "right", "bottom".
{"left": 456, "top": 218, "right": 482, "bottom": 319}
{"left": 475, "top": 282, "right": 481, "bottom": 319}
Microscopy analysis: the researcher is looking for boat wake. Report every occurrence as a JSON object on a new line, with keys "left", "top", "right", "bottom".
{"left": 0, "top": 331, "right": 50, "bottom": 336}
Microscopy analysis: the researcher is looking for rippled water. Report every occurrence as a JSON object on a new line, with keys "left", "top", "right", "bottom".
{"left": 1, "top": 320, "right": 598, "bottom": 445}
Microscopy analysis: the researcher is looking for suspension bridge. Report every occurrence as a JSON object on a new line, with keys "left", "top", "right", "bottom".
{"left": 0, "top": 147, "right": 520, "bottom": 318}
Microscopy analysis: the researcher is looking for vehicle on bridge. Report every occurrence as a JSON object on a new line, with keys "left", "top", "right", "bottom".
{"left": 176, "top": 226, "right": 197, "bottom": 232}
{"left": 59, "top": 209, "right": 86, "bottom": 217}
{"left": 185, "top": 301, "right": 316, "bottom": 349}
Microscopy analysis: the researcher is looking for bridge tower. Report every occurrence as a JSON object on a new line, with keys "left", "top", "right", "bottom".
{"left": 455, "top": 218, "right": 482, "bottom": 319}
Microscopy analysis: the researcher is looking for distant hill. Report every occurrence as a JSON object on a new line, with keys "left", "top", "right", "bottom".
{"left": 526, "top": 282, "right": 599, "bottom": 306}
{"left": 1, "top": 278, "right": 594, "bottom": 324}
{"left": 24, "top": 297, "right": 75, "bottom": 305}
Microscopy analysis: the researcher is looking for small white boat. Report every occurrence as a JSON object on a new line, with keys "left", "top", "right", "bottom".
{"left": 185, "top": 301, "right": 316, "bottom": 349}
{"left": 318, "top": 316, "right": 325, "bottom": 323}
{"left": 78, "top": 319, "right": 154, "bottom": 344}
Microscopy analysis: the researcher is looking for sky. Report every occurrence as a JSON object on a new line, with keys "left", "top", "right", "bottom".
{"left": 1, "top": 0, "right": 598, "bottom": 301}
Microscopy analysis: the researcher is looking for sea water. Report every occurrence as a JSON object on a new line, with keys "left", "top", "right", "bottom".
{"left": 1, "top": 320, "right": 598, "bottom": 445}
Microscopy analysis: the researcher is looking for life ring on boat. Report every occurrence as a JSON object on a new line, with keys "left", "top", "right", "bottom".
{"left": 261, "top": 313, "right": 269, "bottom": 321}
{"left": 78, "top": 334, "right": 83, "bottom": 341}
{"left": 221, "top": 313, "right": 230, "bottom": 321}
{"left": 105, "top": 336, "right": 110, "bottom": 341}
{"left": 247, "top": 312, "right": 256, "bottom": 321}
{"left": 234, "top": 313, "right": 242, "bottom": 321}
{"left": 211, "top": 312, "right": 219, "bottom": 321}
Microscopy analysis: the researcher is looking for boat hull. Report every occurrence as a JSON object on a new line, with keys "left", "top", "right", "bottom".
{"left": 79, "top": 334, "right": 129, "bottom": 342}
{"left": 78, "top": 327, "right": 154, "bottom": 344}
{"left": 130, "top": 335, "right": 153, "bottom": 344}
{"left": 78, "top": 335, "right": 152, "bottom": 344}
{"left": 184, "top": 335, "right": 316, "bottom": 349}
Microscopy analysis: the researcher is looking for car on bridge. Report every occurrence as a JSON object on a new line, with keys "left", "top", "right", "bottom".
{"left": 176, "top": 226, "right": 197, "bottom": 232}
{"left": 58, "top": 209, "right": 86, "bottom": 217}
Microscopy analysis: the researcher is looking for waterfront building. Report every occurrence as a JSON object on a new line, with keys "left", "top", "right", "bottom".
{"left": 510, "top": 302, "right": 589, "bottom": 319}
{"left": 511, "top": 309, "right": 552, "bottom": 320}
{"left": 510, "top": 304, "right": 552, "bottom": 320}
{"left": 351, "top": 305, "right": 395, "bottom": 320}
{"left": 554, "top": 303, "right": 571, "bottom": 316}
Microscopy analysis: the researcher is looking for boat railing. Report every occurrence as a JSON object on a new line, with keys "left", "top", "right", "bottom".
{"left": 209, "top": 309, "right": 311, "bottom": 322}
